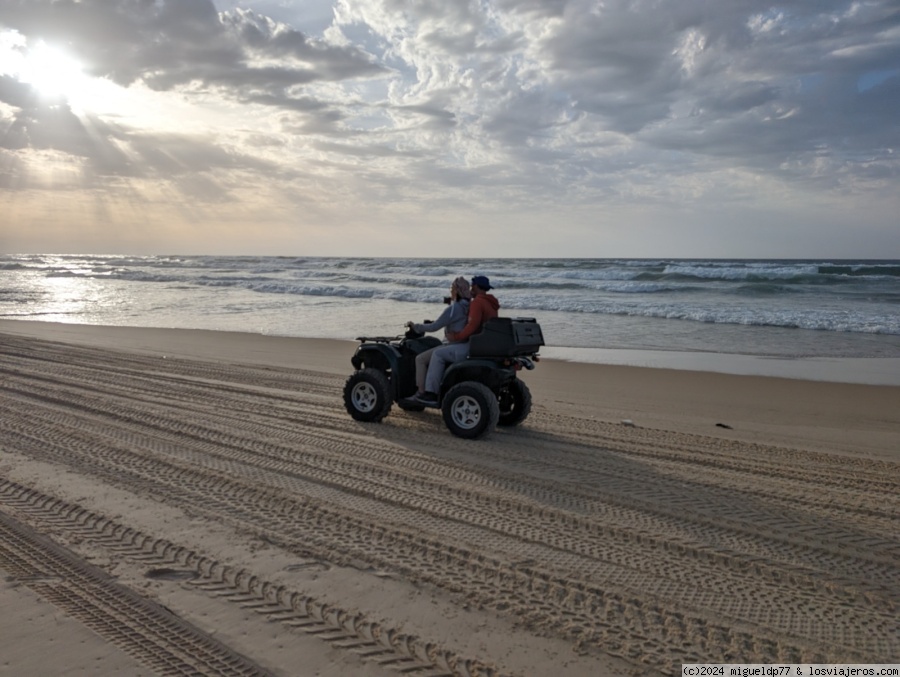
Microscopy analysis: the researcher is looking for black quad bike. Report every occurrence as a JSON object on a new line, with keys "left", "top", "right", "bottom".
{"left": 343, "top": 317, "right": 544, "bottom": 439}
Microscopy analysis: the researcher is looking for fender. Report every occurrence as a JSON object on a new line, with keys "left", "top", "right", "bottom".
{"left": 351, "top": 344, "right": 403, "bottom": 398}
{"left": 441, "top": 358, "right": 516, "bottom": 396}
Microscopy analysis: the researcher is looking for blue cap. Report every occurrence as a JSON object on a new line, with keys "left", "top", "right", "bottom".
{"left": 471, "top": 275, "right": 493, "bottom": 290}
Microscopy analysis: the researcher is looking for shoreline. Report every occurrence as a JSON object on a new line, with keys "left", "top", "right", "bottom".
{"left": 543, "top": 345, "right": 900, "bottom": 386}
{"left": 2, "top": 317, "right": 899, "bottom": 385}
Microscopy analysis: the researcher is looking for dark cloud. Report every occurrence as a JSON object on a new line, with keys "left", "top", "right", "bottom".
{"left": 222, "top": 9, "right": 382, "bottom": 80}
{"left": 0, "top": 100, "right": 97, "bottom": 156}
{"left": 0, "top": 73, "right": 38, "bottom": 110}
{"left": 394, "top": 101, "right": 457, "bottom": 130}
{"left": 495, "top": 0, "right": 567, "bottom": 19}
{"left": 696, "top": 82, "right": 781, "bottom": 114}
{"left": 312, "top": 139, "right": 422, "bottom": 158}
{"left": 0, "top": 0, "right": 384, "bottom": 94}
{"left": 517, "top": 0, "right": 900, "bottom": 182}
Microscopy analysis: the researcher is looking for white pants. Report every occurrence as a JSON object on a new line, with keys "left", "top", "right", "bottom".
{"left": 425, "top": 342, "right": 469, "bottom": 394}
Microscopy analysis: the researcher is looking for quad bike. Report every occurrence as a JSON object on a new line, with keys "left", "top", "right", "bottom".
{"left": 343, "top": 317, "right": 544, "bottom": 439}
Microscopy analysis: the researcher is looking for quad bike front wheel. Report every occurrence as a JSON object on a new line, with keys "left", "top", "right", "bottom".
{"left": 441, "top": 382, "right": 499, "bottom": 440}
{"left": 498, "top": 379, "right": 532, "bottom": 427}
{"left": 343, "top": 368, "right": 392, "bottom": 422}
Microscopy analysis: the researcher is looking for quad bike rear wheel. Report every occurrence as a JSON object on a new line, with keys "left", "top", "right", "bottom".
{"left": 498, "top": 379, "right": 532, "bottom": 427}
{"left": 343, "top": 368, "right": 392, "bottom": 422}
{"left": 441, "top": 382, "right": 499, "bottom": 439}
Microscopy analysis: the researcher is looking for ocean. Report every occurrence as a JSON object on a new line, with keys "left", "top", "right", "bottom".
{"left": 2, "top": 254, "right": 899, "bottom": 384}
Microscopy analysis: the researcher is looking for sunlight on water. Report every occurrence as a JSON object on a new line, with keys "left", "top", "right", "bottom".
{"left": 22, "top": 274, "right": 110, "bottom": 323}
{"left": 2, "top": 254, "right": 899, "bottom": 384}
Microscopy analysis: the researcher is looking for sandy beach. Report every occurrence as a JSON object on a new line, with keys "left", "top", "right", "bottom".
{"left": 1, "top": 320, "right": 898, "bottom": 676}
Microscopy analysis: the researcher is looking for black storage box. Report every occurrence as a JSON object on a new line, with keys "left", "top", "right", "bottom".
{"left": 468, "top": 317, "right": 544, "bottom": 357}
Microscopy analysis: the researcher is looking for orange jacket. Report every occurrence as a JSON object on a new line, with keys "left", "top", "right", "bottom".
{"left": 448, "top": 293, "right": 499, "bottom": 342}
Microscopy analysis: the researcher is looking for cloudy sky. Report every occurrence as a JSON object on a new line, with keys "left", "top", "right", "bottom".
{"left": 0, "top": 0, "right": 897, "bottom": 258}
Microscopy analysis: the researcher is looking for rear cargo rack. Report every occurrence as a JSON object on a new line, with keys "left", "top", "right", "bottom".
{"left": 468, "top": 317, "right": 545, "bottom": 358}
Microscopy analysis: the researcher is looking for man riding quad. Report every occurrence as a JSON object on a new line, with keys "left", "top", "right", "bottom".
{"left": 343, "top": 279, "right": 543, "bottom": 439}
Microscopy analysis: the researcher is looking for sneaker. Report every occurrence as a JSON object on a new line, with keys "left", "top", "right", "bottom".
{"left": 418, "top": 392, "right": 439, "bottom": 404}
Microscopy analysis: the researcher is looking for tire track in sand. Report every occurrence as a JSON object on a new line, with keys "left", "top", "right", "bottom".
{"left": 1, "top": 334, "right": 898, "bottom": 674}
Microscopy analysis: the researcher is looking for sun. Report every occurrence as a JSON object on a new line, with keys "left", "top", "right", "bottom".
{"left": 5, "top": 37, "right": 136, "bottom": 116}
{"left": 18, "top": 42, "right": 88, "bottom": 100}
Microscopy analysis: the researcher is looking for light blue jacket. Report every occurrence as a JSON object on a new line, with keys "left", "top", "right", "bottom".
{"left": 413, "top": 299, "right": 469, "bottom": 343}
